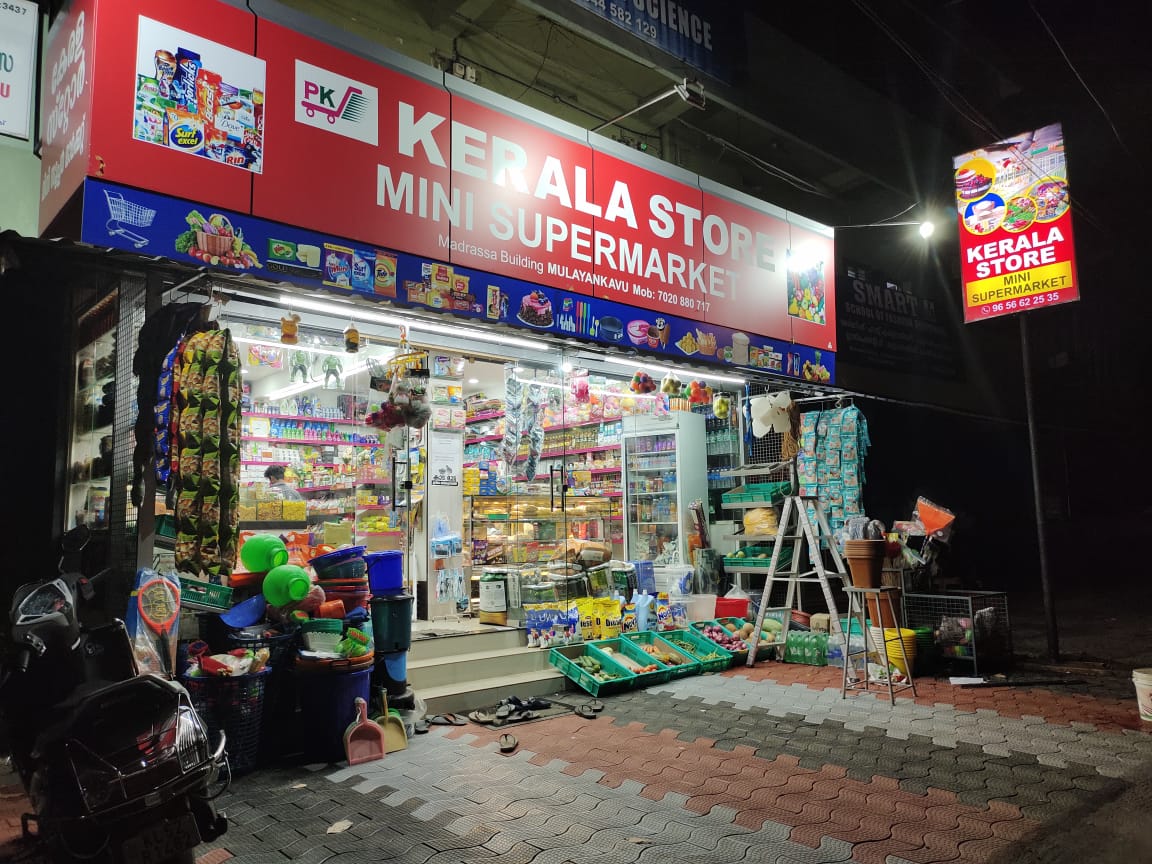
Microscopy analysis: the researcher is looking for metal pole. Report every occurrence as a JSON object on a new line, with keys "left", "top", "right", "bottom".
{"left": 1019, "top": 314, "right": 1059, "bottom": 661}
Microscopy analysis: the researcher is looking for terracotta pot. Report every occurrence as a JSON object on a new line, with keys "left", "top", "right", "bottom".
{"left": 866, "top": 589, "right": 901, "bottom": 628}
{"left": 843, "top": 539, "right": 885, "bottom": 588}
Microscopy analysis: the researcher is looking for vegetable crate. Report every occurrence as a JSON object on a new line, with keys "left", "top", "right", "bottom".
{"left": 622, "top": 631, "right": 702, "bottom": 678}
{"left": 588, "top": 638, "right": 674, "bottom": 687}
{"left": 179, "top": 577, "right": 233, "bottom": 611}
{"left": 717, "top": 611, "right": 789, "bottom": 661}
{"left": 658, "top": 629, "right": 733, "bottom": 673}
{"left": 549, "top": 644, "right": 636, "bottom": 697}
{"left": 690, "top": 621, "right": 750, "bottom": 664}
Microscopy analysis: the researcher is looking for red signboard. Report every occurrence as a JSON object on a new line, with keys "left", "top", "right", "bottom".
{"left": 953, "top": 123, "right": 1078, "bottom": 323}
{"left": 39, "top": 0, "right": 95, "bottom": 235}
{"left": 44, "top": 0, "right": 836, "bottom": 352}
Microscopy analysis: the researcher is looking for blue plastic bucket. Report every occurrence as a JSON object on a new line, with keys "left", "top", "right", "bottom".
{"left": 296, "top": 664, "right": 371, "bottom": 763}
{"left": 365, "top": 550, "right": 404, "bottom": 594}
{"left": 384, "top": 651, "right": 407, "bottom": 681}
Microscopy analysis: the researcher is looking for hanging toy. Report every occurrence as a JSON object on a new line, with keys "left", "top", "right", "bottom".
{"left": 280, "top": 313, "right": 301, "bottom": 345}
{"left": 660, "top": 371, "right": 682, "bottom": 395}
{"left": 570, "top": 373, "right": 590, "bottom": 404}
{"left": 344, "top": 324, "right": 360, "bottom": 353}
{"left": 712, "top": 392, "right": 731, "bottom": 419}
{"left": 630, "top": 371, "right": 657, "bottom": 394}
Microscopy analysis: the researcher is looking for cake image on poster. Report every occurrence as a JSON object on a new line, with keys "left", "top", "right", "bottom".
{"left": 517, "top": 290, "right": 554, "bottom": 327}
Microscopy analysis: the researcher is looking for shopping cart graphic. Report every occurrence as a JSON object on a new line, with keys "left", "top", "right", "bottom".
{"left": 105, "top": 190, "right": 157, "bottom": 249}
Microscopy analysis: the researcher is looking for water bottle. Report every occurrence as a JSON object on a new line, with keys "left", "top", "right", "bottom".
{"left": 803, "top": 632, "right": 815, "bottom": 665}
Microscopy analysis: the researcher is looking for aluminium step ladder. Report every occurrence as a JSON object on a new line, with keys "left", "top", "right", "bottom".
{"left": 745, "top": 494, "right": 849, "bottom": 667}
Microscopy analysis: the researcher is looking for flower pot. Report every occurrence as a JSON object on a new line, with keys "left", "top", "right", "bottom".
{"left": 843, "top": 539, "right": 885, "bottom": 588}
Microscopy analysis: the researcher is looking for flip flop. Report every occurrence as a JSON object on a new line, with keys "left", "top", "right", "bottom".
{"left": 495, "top": 705, "right": 513, "bottom": 720}
{"left": 429, "top": 713, "right": 467, "bottom": 726}
{"left": 498, "top": 734, "right": 518, "bottom": 754}
{"left": 467, "top": 710, "right": 496, "bottom": 724}
{"left": 414, "top": 720, "right": 430, "bottom": 734}
{"left": 574, "top": 704, "right": 597, "bottom": 719}
{"left": 520, "top": 697, "right": 552, "bottom": 710}
{"left": 588, "top": 699, "right": 604, "bottom": 713}
{"left": 507, "top": 710, "right": 537, "bottom": 723}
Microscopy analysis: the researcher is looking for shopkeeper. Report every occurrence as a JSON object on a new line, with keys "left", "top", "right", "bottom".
{"left": 264, "top": 465, "right": 303, "bottom": 501}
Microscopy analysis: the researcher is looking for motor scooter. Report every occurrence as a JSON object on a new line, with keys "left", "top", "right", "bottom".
{"left": 1, "top": 526, "right": 228, "bottom": 863}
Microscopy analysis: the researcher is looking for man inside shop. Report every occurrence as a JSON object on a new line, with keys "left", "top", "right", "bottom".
{"left": 264, "top": 465, "right": 304, "bottom": 501}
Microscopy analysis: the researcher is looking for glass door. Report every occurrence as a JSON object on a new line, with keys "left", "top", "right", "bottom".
{"left": 67, "top": 293, "right": 118, "bottom": 532}
{"left": 623, "top": 427, "right": 681, "bottom": 563}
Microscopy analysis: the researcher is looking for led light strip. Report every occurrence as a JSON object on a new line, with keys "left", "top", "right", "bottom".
{"left": 600, "top": 355, "right": 745, "bottom": 385}
{"left": 279, "top": 295, "right": 542, "bottom": 350}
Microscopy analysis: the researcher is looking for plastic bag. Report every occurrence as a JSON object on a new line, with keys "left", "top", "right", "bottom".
{"left": 743, "top": 507, "right": 778, "bottom": 535}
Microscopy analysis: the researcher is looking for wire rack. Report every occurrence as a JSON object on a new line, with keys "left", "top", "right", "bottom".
{"left": 902, "top": 590, "right": 1012, "bottom": 676}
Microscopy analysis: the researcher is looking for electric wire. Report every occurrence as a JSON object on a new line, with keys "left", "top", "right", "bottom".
{"left": 514, "top": 21, "right": 556, "bottom": 100}
{"left": 675, "top": 119, "right": 830, "bottom": 197}
{"left": 1027, "top": 0, "right": 1136, "bottom": 165}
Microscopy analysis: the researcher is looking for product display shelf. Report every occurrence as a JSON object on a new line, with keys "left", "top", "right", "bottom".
{"left": 241, "top": 460, "right": 341, "bottom": 468}
{"left": 244, "top": 436, "right": 380, "bottom": 448}
{"left": 246, "top": 412, "right": 363, "bottom": 424}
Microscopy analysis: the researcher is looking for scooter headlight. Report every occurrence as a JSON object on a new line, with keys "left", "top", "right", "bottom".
{"left": 176, "top": 706, "right": 208, "bottom": 772}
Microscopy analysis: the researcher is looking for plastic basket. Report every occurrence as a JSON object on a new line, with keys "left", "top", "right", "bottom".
{"left": 182, "top": 669, "right": 270, "bottom": 776}
{"left": 689, "top": 620, "right": 750, "bottom": 663}
{"left": 226, "top": 628, "right": 299, "bottom": 670}
{"left": 180, "top": 578, "right": 233, "bottom": 611}
{"left": 548, "top": 643, "right": 636, "bottom": 696}
{"left": 621, "top": 631, "right": 701, "bottom": 678}
{"left": 588, "top": 638, "right": 673, "bottom": 687}
{"left": 659, "top": 628, "right": 733, "bottom": 673}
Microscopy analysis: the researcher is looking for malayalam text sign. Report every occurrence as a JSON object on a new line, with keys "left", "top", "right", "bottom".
{"left": 953, "top": 123, "right": 1078, "bottom": 323}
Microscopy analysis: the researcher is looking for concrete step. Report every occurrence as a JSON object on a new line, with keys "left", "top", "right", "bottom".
{"left": 408, "top": 645, "right": 552, "bottom": 690}
{"left": 417, "top": 668, "right": 569, "bottom": 717}
{"left": 409, "top": 626, "right": 524, "bottom": 661}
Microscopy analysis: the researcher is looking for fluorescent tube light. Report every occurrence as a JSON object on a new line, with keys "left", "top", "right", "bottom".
{"left": 278, "top": 295, "right": 541, "bottom": 350}
{"left": 600, "top": 355, "right": 745, "bottom": 385}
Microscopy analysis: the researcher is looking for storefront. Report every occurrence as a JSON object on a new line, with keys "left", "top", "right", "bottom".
{"left": 44, "top": 0, "right": 840, "bottom": 603}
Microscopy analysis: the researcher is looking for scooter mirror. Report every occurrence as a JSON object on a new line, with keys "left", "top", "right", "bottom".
{"left": 61, "top": 526, "right": 91, "bottom": 554}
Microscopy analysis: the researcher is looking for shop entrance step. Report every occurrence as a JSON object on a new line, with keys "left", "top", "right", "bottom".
{"left": 409, "top": 625, "right": 524, "bottom": 661}
{"left": 416, "top": 668, "right": 568, "bottom": 717}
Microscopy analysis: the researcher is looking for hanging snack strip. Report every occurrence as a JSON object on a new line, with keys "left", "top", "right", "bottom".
{"left": 173, "top": 329, "right": 241, "bottom": 583}
{"left": 522, "top": 382, "right": 546, "bottom": 480}
{"left": 502, "top": 364, "right": 524, "bottom": 472}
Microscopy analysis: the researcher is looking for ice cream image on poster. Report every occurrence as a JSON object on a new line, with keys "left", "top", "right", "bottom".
{"left": 132, "top": 16, "right": 267, "bottom": 173}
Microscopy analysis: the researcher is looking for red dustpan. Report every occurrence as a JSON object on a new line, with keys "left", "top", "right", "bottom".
{"left": 343, "top": 697, "right": 387, "bottom": 766}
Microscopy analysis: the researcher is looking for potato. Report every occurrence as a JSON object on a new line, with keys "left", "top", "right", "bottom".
{"left": 740, "top": 623, "right": 755, "bottom": 638}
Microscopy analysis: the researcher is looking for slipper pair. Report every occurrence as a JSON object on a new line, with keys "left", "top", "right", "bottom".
{"left": 574, "top": 699, "right": 604, "bottom": 719}
{"left": 493, "top": 710, "right": 537, "bottom": 727}
{"left": 498, "top": 734, "right": 518, "bottom": 754}
{"left": 499, "top": 695, "right": 552, "bottom": 712}
{"left": 427, "top": 713, "right": 467, "bottom": 726}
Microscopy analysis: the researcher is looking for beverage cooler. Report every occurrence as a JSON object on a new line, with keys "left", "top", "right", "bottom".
{"left": 621, "top": 412, "right": 707, "bottom": 571}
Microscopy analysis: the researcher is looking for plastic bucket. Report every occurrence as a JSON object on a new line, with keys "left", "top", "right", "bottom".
{"left": 1133, "top": 669, "right": 1152, "bottom": 721}
{"left": 296, "top": 664, "right": 371, "bottom": 763}
{"left": 689, "top": 594, "right": 717, "bottom": 622}
{"left": 869, "top": 627, "right": 918, "bottom": 677}
{"left": 365, "top": 550, "right": 404, "bottom": 594}
{"left": 715, "top": 597, "right": 750, "bottom": 619}
{"left": 370, "top": 594, "right": 414, "bottom": 653}
{"left": 371, "top": 650, "right": 409, "bottom": 697}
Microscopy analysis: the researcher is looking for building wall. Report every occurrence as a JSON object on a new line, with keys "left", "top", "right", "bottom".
{"left": 0, "top": 133, "right": 40, "bottom": 236}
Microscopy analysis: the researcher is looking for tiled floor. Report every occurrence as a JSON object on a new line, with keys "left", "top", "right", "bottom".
{"left": 2, "top": 664, "right": 1148, "bottom": 864}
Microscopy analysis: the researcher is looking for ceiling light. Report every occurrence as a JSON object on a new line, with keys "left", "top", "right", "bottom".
{"left": 512, "top": 366, "right": 524, "bottom": 373}
{"left": 561, "top": 361, "right": 574, "bottom": 373}
{"left": 601, "top": 355, "right": 745, "bottom": 385}
{"left": 467, "top": 377, "right": 479, "bottom": 384}
{"left": 279, "top": 295, "right": 541, "bottom": 350}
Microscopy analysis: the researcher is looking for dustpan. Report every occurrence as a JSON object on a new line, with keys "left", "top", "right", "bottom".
{"left": 376, "top": 689, "right": 407, "bottom": 753}
{"left": 343, "top": 697, "right": 387, "bottom": 766}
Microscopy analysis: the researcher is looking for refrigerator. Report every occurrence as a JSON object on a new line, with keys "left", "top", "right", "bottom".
{"left": 621, "top": 412, "right": 707, "bottom": 577}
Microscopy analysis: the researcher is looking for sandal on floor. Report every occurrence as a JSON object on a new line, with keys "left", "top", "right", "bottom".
{"left": 414, "top": 719, "right": 430, "bottom": 734}
{"left": 507, "top": 710, "right": 537, "bottom": 723}
{"left": 428, "top": 713, "right": 468, "bottom": 726}
{"left": 467, "top": 710, "right": 496, "bottom": 724}
{"left": 588, "top": 699, "right": 604, "bottom": 712}
{"left": 498, "top": 734, "right": 518, "bottom": 754}
{"left": 495, "top": 704, "right": 514, "bottom": 719}
{"left": 574, "top": 704, "right": 597, "bottom": 719}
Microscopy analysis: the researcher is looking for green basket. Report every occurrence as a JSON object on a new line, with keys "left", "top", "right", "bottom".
{"left": 658, "top": 629, "right": 733, "bottom": 673}
{"left": 720, "top": 610, "right": 789, "bottom": 661}
{"left": 690, "top": 620, "right": 750, "bottom": 664}
{"left": 588, "top": 638, "right": 673, "bottom": 687}
{"left": 622, "top": 631, "right": 701, "bottom": 678}
{"left": 179, "top": 577, "right": 233, "bottom": 611}
{"left": 549, "top": 643, "right": 636, "bottom": 696}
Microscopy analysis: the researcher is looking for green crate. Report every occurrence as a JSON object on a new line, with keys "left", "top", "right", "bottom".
{"left": 588, "top": 638, "right": 673, "bottom": 687}
{"left": 180, "top": 577, "right": 233, "bottom": 611}
{"left": 689, "top": 620, "right": 750, "bottom": 664}
{"left": 549, "top": 643, "right": 636, "bottom": 696}
{"left": 621, "top": 631, "right": 701, "bottom": 679}
{"left": 718, "top": 611, "right": 789, "bottom": 661}
{"left": 658, "top": 629, "right": 733, "bottom": 673}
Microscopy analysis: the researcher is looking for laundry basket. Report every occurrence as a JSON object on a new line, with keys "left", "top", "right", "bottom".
{"left": 182, "top": 669, "right": 271, "bottom": 776}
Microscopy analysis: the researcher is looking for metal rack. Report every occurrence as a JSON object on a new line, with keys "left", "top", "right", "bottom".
{"left": 902, "top": 590, "right": 1012, "bottom": 676}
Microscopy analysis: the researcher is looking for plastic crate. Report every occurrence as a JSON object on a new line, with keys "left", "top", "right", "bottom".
{"left": 588, "top": 637, "right": 673, "bottom": 687}
{"left": 622, "top": 631, "right": 701, "bottom": 678}
{"left": 731, "top": 608, "right": 791, "bottom": 660}
{"left": 658, "top": 629, "right": 733, "bottom": 673}
{"left": 690, "top": 620, "right": 750, "bottom": 664}
{"left": 180, "top": 577, "right": 233, "bottom": 611}
{"left": 549, "top": 643, "right": 636, "bottom": 696}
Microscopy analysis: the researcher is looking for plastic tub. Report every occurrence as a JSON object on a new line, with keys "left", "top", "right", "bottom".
{"left": 296, "top": 663, "right": 372, "bottom": 763}
{"left": 370, "top": 595, "right": 413, "bottom": 653}
{"left": 366, "top": 551, "right": 404, "bottom": 594}
{"left": 309, "top": 546, "right": 367, "bottom": 581}
{"left": 715, "top": 597, "right": 750, "bottom": 619}
{"left": 688, "top": 594, "right": 717, "bottom": 622}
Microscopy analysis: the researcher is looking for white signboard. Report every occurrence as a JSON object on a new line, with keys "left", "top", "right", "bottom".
{"left": 0, "top": 0, "right": 39, "bottom": 140}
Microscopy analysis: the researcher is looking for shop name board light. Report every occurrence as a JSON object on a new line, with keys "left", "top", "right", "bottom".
{"left": 953, "top": 123, "right": 1079, "bottom": 323}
